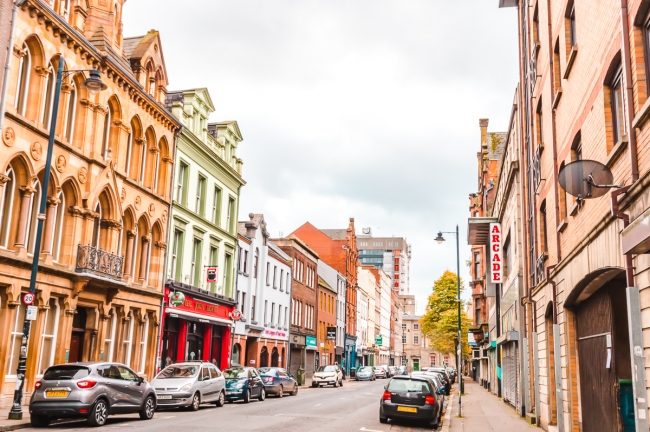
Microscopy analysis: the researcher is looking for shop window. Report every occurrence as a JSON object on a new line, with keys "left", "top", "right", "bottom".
{"left": 120, "top": 313, "right": 134, "bottom": 367}
{"left": 7, "top": 303, "right": 27, "bottom": 377}
{"left": 103, "top": 310, "right": 117, "bottom": 361}
{"left": 138, "top": 314, "right": 149, "bottom": 374}
{"left": 37, "top": 298, "right": 60, "bottom": 375}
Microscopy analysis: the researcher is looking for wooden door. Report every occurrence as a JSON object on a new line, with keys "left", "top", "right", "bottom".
{"left": 69, "top": 332, "right": 84, "bottom": 363}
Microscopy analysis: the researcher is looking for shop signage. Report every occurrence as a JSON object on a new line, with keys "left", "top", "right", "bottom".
{"left": 306, "top": 336, "right": 317, "bottom": 348}
{"left": 263, "top": 328, "right": 287, "bottom": 338}
{"left": 170, "top": 291, "right": 185, "bottom": 307}
{"left": 206, "top": 267, "right": 218, "bottom": 283}
{"left": 375, "top": 335, "right": 383, "bottom": 346}
{"left": 326, "top": 326, "right": 336, "bottom": 340}
{"left": 490, "top": 223, "right": 502, "bottom": 283}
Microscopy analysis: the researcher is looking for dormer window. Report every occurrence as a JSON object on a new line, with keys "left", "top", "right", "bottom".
{"left": 62, "top": 0, "right": 70, "bottom": 20}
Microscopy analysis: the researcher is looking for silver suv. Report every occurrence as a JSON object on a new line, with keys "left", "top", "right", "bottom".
{"left": 152, "top": 362, "right": 226, "bottom": 410}
{"left": 29, "top": 362, "right": 156, "bottom": 428}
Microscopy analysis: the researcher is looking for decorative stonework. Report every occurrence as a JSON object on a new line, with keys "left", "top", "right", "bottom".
{"left": 55, "top": 155, "right": 66, "bottom": 172}
{"left": 161, "top": 210, "right": 167, "bottom": 223}
{"left": 134, "top": 196, "right": 141, "bottom": 210}
{"left": 148, "top": 202, "right": 155, "bottom": 216}
{"left": 154, "top": 241, "right": 167, "bottom": 249}
{"left": 78, "top": 167, "right": 88, "bottom": 184}
{"left": 30, "top": 142, "right": 43, "bottom": 161}
{"left": 3, "top": 127, "right": 15, "bottom": 147}
{"left": 121, "top": 188, "right": 126, "bottom": 202}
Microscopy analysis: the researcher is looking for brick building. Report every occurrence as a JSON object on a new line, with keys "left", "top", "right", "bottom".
{"left": 316, "top": 275, "right": 336, "bottom": 367}
{"left": 291, "top": 219, "right": 359, "bottom": 375}
{"left": 272, "top": 236, "right": 318, "bottom": 384}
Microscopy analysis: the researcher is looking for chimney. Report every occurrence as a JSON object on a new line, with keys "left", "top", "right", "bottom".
{"left": 245, "top": 213, "right": 258, "bottom": 238}
{"left": 479, "top": 118, "right": 489, "bottom": 149}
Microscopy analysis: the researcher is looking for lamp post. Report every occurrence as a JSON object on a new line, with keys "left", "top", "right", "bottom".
{"left": 8, "top": 59, "right": 106, "bottom": 420}
{"left": 435, "top": 225, "right": 463, "bottom": 417}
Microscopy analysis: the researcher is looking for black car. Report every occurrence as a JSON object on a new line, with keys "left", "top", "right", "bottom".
{"left": 257, "top": 367, "right": 298, "bottom": 398}
{"left": 223, "top": 367, "right": 266, "bottom": 403}
{"left": 380, "top": 376, "right": 444, "bottom": 428}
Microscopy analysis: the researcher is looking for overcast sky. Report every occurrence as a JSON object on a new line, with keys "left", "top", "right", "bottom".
{"left": 124, "top": 1, "right": 519, "bottom": 314}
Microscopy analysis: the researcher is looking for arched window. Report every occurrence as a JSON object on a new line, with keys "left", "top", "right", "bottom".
{"left": 101, "top": 106, "right": 111, "bottom": 159}
{"left": 38, "top": 297, "right": 60, "bottom": 375}
{"left": 103, "top": 309, "right": 117, "bottom": 361}
{"left": 14, "top": 43, "right": 31, "bottom": 115}
{"left": 138, "top": 314, "right": 149, "bottom": 374}
{"left": 64, "top": 82, "right": 76, "bottom": 142}
{"left": 26, "top": 179, "right": 41, "bottom": 254}
{"left": 121, "top": 312, "right": 134, "bottom": 366}
{"left": 152, "top": 142, "right": 160, "bottom": 191}
{"left": 0, "top": 167, "right": 15, "bottom": 247}
{"left": 52, "top": 190, "right": 64, "bottom": 261}
{"left": 92, "top": 202, "right": 101, "bottom": 248}
{"left": 139, "top": 136, "right": 147, "bottom": 184}
{"left": 124, "top": 131, "right": 133, "bottom": 175}
{"left": 61, "top": 0, "right": 70, "bottom": 20}
{"left": 41, "top": 61, "right": 56, "bottom": 129}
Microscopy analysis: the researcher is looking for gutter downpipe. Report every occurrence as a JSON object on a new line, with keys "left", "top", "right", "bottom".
{"left": 621, "top": 0, "right": 639, "bottom": 183}
{"left": 0, "top": 0, "right": 24, "bottom": 135}
{"left": 547, "top": 264, "right": 564, "bottom": 432}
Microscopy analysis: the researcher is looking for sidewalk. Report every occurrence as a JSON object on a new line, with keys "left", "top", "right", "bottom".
{"left": 0, "top": 408, "right": 31, "bottom": 432}
{"left": 448, "top": 379, "right": 535, "bottom": 432}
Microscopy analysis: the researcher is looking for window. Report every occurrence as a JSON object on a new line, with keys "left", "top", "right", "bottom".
{"left": 212, "top": 186, "right": 222, "bottom": 225}
{"left": 559, "top": 162, "right": 568, "bottom": 219}
{"left": 191, "top": 238, "right": 202, "bottom": 288}
{"left": 540, "top": 200, "right": 548, "bottom": 253}
{"left": 0, "top": 167, "right": 15, "bottom": 247}
{"left": 124, "top": 131, "right": 133, "bottom": 176}
{"left": 264, "top": 300, "right": 268, "bottom": 325}
{"left": 413, "top": 335, "right": 419, "bottom": 345}
{"left": 171, "top": 229, "right": 183, "bottom": 282}
{"left": 64, "top": 82, "right": 76, "bottom": 142}
{"left": 195, "top": 175, "right": 206, "bottom": 215}
{"left": 27, "top": 180, "right": 41, "bottom": 254}
{"left": 38, "top": 298, "right": 59, "bottom": 375}
{"left": 103, "top": 310, "right": 117, "bottom": 361}
{"left": 413, "top": 323, "right": 419, "bottom": 330}
{"left": 271, "top": 302, "right": 275, "bottom": 325}
{"left": 15, "top": 44, "right": 30, "bottom": 115}
{"left": 571, "top": 133, "right": 582, "bottom": 161}
{"left": 254, "top": 249, "right": 259, "bottom": 278}
{"left": 402, "top": 335, "right": 406, "bottom": 344}
{"left": 176, "top": 162, "right": 188, "bottom": 204}
{"left": 536, "top": 100, "right": 544, "bottom": 145}
{"left": 120, "top": 313, "right": 134, "bottom": 366}
{"left": 273, "top": 266, "right": 277, "bottom": 288}
{"left": 533, "top": 6, "right": 540, "bottom": 44}
{"left": 209, "top": 245, "right": 218, "bottom": 266}
{"left": 280, "top": 269, "right": 284, "bottom": 291}
{"left": 553, "top": 41, "right": 562, "bottom": 94}
{"left": 568, "top": 3, "right": 577, "bottom": 48}
{"left": 251, "top": 295, "right": 256, "bottom": 321}
{"left": 226, "top": 198, "right": 235, "bottom": 233}
{"left": 503, "top": 237, "right": 512, "bottom": 280}
{"left": 266, "top": 262, "right": 271, "bottom": 285}
{"left": 473, "top": 252, "right": 481, "bottom": 279}
{"left": 101, "top": 106, "right": 111, "bottom": 158}
{"left": 287, "top": 274, "right": 291, "bottom": 293}
{"left": 284, "top": 306, "right": 288, "bottom": 328}
{"left": 138, "top": 315, "right": 149, "bottom": 374}
{"left": 41, "top": 62, "right": 55, "bottom": 128}
{"left": 223, "top": 253, "right": 232, "bottom": 295}
{"left": 610, "top": 69, "right": 626, "bottom": 145}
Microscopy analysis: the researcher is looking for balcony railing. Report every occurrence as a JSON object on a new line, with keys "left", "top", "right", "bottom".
{"left": 76, "top": 244, "right": 124, "bottom": 281}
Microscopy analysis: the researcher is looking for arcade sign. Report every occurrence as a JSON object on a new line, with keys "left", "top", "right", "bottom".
{"left": 490, "top": 223, "right": 502, "bottom": 283}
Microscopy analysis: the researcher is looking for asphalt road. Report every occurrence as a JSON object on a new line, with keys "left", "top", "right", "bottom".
{"left": 23, "top": 378, "right": 443, "bottom": 432}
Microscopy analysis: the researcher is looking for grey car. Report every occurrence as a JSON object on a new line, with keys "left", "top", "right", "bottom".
{"left": 29, "top": 362, "right": 156, "bottom": 428}
{"left": 355, "top": 366, "right": 376, "bottom": 381}
{"left": 152, "top": 362, "right": 226, "bottom": 410}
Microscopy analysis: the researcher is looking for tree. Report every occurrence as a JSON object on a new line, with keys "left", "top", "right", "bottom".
{"left": 424, "top": 309, "right": 473, "bottom": 358}
{"left": 421, "top": 270, "right": 463, "bottom": 330}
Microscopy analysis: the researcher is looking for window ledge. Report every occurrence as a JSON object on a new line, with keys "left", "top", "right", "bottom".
{"left": 557, "top": 219, "right": 568, "bottom": 233}
{"left": 563, "top": 45, "right": 578, "bottom": 79}
{"left": 605, "top": 136, "right": 628, "bottom": 168}
{"left": 569, "top": 201, "right": 580, "bottom": 216}
{"left": 633, "top": 97, "right": 650, "bottom": 129}
{"left": 552, "top": 89, "right": 563, "bottom": 109}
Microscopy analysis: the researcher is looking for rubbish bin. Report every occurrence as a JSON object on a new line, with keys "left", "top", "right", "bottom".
{"left": 350, "top": 368, "right": 356, "bottom": 379}
{"left": 297, "top": 368, "right": 305, "bottom": 386}
{"left": 619, "top": 379, "right": 635, "bottom": 432}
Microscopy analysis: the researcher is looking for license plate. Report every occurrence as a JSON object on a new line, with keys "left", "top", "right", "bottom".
{"left": 157, "top": 395, "right": 172, "bottom": 400}
{"left": 397, "top": 406, "right": 418, "bottom": 413}
{"left": 45, "top": 390, "right": 69, "bottom": 398}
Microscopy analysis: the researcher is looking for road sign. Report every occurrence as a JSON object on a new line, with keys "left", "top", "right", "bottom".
{"left": 23, "top": 292, "right": 34, "bottom": 305}
{"left": 25, "top": 306, "right": 37, "bottom": 321}
{"left": 375, "top": 335, "right": 383, "bottom": 346}
{"left": 230, "top": 309, "right": 242, "bottom": 321}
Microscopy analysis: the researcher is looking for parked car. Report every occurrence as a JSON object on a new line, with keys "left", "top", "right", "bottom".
{"left": 355, "top": 366, "right": 376, "bottom": 381}
{"left": 257, "top": 367, "right": 298, "bottom": 397}
{"left": 428, "top": 367, "right": 452, "bottom": 394}
{"left": 373, "top": 366, "right": 388, "bottom": 379}
{"left": 412, "top": 371, "right": 448, "bottom": 399}
{"left": 397, "top": 365, "right": 407, "bottom": 375}
{"left": 152, "top": 362, "right": 225, "bottom": 410}
{"left": 223, "top": 367, "right": 266, "bottom": 403}
{"left": 446, "top": 367, "right": 457, "bottom": 383}
{"left": 380, "top": 375, "right": 444, "bottom": 428}
{"left": 379, "top": 365, "right": 392, "bottom": 377}
{"left": 29, "top": 362, "right": 156, "bottom": 428}
{"left": 312, "top": 365, "right": 344, "bottom": 387}
{"left": 388, "top": 366, "right": 398, "bottom": 377}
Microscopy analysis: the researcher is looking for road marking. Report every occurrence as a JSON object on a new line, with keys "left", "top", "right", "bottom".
{"left": 162, "top": 416, "right": 175, "bottom": 419}
{"left": 363, "top": 392, "right": 375, "bottom": 395}
{"left": 360, "top": 428, "right": 383, "bottom": 432}
{"left": 315, "top": 403, "right": 321, "bottom": 406}
{"left": 275, "top": 413, "right": 283, "bottom": 416}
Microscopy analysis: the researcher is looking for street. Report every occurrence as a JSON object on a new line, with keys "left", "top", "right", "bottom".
{"left": 20, "top": 379, "right": 442, "bottom": 432}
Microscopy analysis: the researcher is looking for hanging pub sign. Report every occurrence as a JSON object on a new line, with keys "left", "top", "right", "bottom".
{"left": 206, "top": 267, "right": 218, "bottom": 283}
{"left": 326, "top": 327, "right": 336, "bottom": 340}
{"left": 169, "top": 291, "right": 185, "bottom": 307}
{"left": 490, "top": 223, "right": 502, "bottom": 283}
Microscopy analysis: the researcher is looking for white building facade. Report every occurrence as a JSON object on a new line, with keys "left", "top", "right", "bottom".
{"left": 378, "top": 269, "right": 392, "bottom": 365}
{"left": 357, "top": 286, "right": 369, "bottom": 365}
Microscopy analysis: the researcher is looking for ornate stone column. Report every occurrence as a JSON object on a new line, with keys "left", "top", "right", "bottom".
{"left": 14, "top": 186, "right": 36, "bottom": 248}
{"left": 41, "top": 196, "right": 61, "bottom": 255}
{"left": 123, "top": 230, "right": 137, "bottom": 277}
{"left": 138, "top": 235, "right": 150, "bottom": 281}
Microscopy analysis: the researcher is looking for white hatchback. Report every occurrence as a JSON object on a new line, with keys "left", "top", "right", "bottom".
{"left": 311, "top": 365, "right": 344, "bottom": 387}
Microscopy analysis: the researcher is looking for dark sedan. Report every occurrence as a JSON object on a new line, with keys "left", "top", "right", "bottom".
{"left": 223, "top": 367, "right": 266, "bottom": 403}
{"left": 257, "top": 367, "right": 298, "bottom": 398}
{"left": 380, "top": 376, "right": 444, "bottom": 428}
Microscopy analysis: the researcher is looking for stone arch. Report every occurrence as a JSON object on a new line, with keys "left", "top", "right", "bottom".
{"left": 260, "top": 346, "right": 269, "bottom": 368}
{"left": 143, "top": 126, "right": 157, "bottom": 190}
{"left": 91, "top": 187, "right": 119, "bottom": 251}
{"left": 271, "top": 347, "right": 279, "bottom": 367}
{"left": 156, "top": 136, "right": 169, "bottom": 197}
{"left": 65, "top": 72, "right": 87, "bottom": 146}
{"left": 149, "top": 220, "right": 164, "bottom": 288}
{"left": 57, "top": 178, "right": 80, "bottom": 265}
{"left": 128, "top": 115, "right": 143, "bottom": 181}
{"left": 15, "top": 34, "right": 45, "bottom": 120}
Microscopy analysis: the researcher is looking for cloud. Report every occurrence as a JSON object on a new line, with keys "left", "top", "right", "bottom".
{"left": 124, "top": 0, "right": 519, "bottom": 313}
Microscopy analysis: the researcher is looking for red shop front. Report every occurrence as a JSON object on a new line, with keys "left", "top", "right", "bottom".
{"left": 158, "top": 283, "right": 236, "bottom": 372}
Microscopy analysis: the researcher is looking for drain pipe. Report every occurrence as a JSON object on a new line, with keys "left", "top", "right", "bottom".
{"left": 621, "top": 0, "right": 639, "bottom": 183}
{"left": 0, "top": 0, "right": 25, "bottom": 135}
{"left": 611, "top": 186, "right": 633, "bottom": 286}
{"left": 546, "top": 264, "right": 564, "bottom": 432}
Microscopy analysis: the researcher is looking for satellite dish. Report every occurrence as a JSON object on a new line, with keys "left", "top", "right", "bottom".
{"left": 558, "top": 160, "right": 620, "bottom": 199}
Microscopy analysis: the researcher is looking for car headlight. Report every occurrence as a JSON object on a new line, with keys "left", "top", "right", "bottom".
{"left": 236, "top": 383, "right": 244, "bottom": 389}
{"left": 179, "top": 383, "right": 192, "bottom": 392}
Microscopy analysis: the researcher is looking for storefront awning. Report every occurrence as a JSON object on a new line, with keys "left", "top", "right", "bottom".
{"left": 467, "top": 217, "right": 499, "bottom": 246}
{"left": 166, "top": 308, "right": 233, "bottom": 326}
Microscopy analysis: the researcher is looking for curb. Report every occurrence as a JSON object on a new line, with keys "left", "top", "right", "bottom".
{"left": 0, "top": 422, "right": 31, "bottom": 432}
{"left": 440, "top": 391, "right": 455, "bottom": 432}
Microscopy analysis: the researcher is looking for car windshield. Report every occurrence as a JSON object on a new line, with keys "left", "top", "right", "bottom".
{"left": 223, "top": 368, "right": 248, "bottom": 379}
{"left": 157, "top": 365, "right": 199, "bottom": 379}
{"left": 43, "top": 366, "right": 89, "bottom": 381}
{"left": 258, "top": 368, "right": 276, "bottom": 376}
{"left": 388, "top": 379, "right": 431, "bottom": 394}
{"left": 360, "top": 367, "right": 373, "bottom": 372}
{"left": 317, "top": 366, "right": 337, "bottom": 372}
{"left": 374, "top": 367, "right": 383, "bottom": 370}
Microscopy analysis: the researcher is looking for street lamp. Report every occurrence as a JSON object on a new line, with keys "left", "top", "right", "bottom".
{"left": 435, "top": 225, "right": 464, "bottom": 417}
{"left": 8, "top": 58, "right": 107, "bottom": 420}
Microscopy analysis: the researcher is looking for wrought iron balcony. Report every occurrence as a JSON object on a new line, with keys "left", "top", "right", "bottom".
{"left": 76, "top": 244, "right": 124, "bottom": 280}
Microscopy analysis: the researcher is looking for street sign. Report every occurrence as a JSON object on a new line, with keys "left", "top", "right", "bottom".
{"left": 23, "top": 292, "right": 34, "bottom": 305}
{"left": 25, "top": 306, "right": 37, "bottom": 321}
{"left": 375, "top": 335, "right": 383, "bottom": 346}
{"left": 230, "top": 309, "right": 242, "bottom": 321}
{"left": 206, "top": 267, "right": 218, "bottom": 283}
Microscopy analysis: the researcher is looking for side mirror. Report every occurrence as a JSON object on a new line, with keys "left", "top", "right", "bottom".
{"left": 137, "top": 376, "right": 145, "bottom": 385}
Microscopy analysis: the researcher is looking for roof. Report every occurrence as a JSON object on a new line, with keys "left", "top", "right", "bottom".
{"left": 268, "top": 241, "right": 291, "bottom": 262}
{"left": 402, "top": 314, "right": 422, "bottom": 321}
{"left": 318, "top": 276, "right": 337, "bottom": 294}
{"left": 321, "top": 229, "right": 347, "bottom": 240}
{"left": 122, "top": 36, "right": 144, "bottom": 59}
{"left": 467, "top": 217, "right": 498, "bottom": 246}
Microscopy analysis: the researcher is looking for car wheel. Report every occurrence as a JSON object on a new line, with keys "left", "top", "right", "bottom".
{"left": 291, "top": 385, "right": 299, "bottom": 396}
{"left": 339, "top": 379, "right": 343, "bottom": 387}
{"left": 333, "top": 380, "right": 338, "bottom": 388}
{"left": 259, "top": 388, "right": 266, "bottom": 401}
{"left": 243, "top": 389, "right": 251, "bottom": 403}
{"left": 427, "top": 418, "right": 438, "bottom": 429}
{"left": 277, "top": 385, "right": 283, "bottom": 398}
{"left": 87, "top": 399, "right": 108, "bottom": 427}
{"left": 139, "top": 395, "right": 156, "bottom": 420}
{"left": 379, "top": 416, "right": 388, "bottom": 424}
{"left": 215, "top": 391, "right": 225, "bottom": 407}
{"left": 311, "top": 383, "right": 318, "bottom": 388}
{"left": 190, "top": 392, "right": 200, "bottom": 411}
{"left": 30, "top": 415, "right": 50, "bottom": 428}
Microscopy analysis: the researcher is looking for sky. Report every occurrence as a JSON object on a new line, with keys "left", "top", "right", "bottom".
{"left": 124, "top": 1, "right": 520, "bottom": 314}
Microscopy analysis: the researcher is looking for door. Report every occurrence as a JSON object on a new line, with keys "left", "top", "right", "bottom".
{"left": 209, "top": 365, "right": 224, "bottom": 396}
{"left": 199, "top": 366, "right": 215, "bottom": 401}
{"left": 249, "top": 369, "right": 263, "bottom": 397}
{"left": 97, "top": 364, "right": 125, "bottom": 409}
{"left": 413, "top": 359, "right": 419, "bottom": 372}
{"left": 117, "top": 366, "right": 144, "bottom": 412}
{"left": 69, "top": 332, "right": 84, "bottom": 363}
